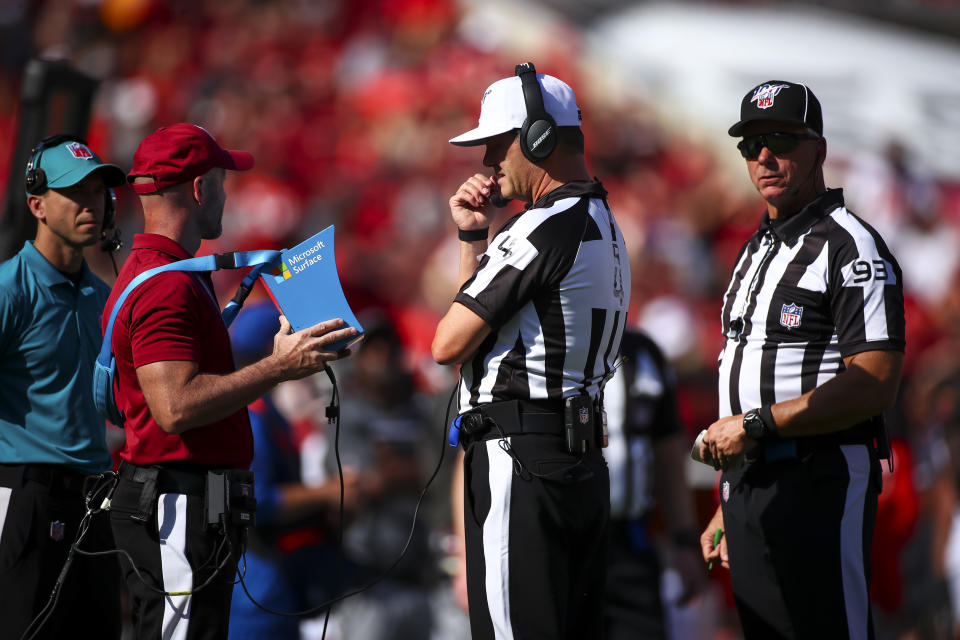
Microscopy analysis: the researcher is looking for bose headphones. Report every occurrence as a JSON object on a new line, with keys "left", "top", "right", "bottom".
{"left": 25, "top": 134, "right": 122, "bottom": 253}
{"left": 515, "top": 62, "right": 557, "bottom": 162}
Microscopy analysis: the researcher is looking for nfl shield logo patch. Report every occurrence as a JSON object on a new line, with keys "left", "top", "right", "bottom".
{"left": 66, "top": 142, "right": 93, "bottom": 159}
{"left": 578, "top": 407, "right": 590, "bottom": 425}
{"left": 49, "top": 520, "right": 66, "bottom": 541}
{"left": 780, "top": 303, "right": 803, "bottom": 329}
{"left": 722, "top": 480, "right": 730, "bottom": 503}
{"left": 751, "top": 83, "right": 790, "bottom": 109}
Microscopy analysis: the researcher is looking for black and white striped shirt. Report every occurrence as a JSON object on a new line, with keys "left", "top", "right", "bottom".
{"left": 455, "top": 180, "right": 630, "bottom": 409}
{"left": 718, "top": 189, "right": 905, "bottom": 418}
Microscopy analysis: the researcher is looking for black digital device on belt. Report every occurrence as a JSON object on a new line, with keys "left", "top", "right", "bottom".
{"left": 228, "top": 470, "right": 257, "bottom": 528}
{"left": 563, "top": 395, "right": 595, "bottom": 454}
{"left": 205, "top": 470, "right": 257, "bottom": 530}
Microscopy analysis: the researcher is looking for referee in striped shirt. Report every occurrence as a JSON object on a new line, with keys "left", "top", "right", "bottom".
{"left": 699, "top": 81, "right": 905, "bottom": 639}
{"left": 434, "top": 63, "right": 629, "bottom": 639}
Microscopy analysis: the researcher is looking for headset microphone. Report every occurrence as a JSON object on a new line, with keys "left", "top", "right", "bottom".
{"left": 100, "top": 187, "right": 123, "bottom": 254}
{"left": 489, "top": 192, "right": 511, "bottom": 208}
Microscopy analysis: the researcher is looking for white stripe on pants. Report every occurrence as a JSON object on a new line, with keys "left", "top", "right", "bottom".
{"left": 158, "top": 492, "right": 192, "bottom": 639}
{"left": 482, "top": 438, "right": 515, "bottom": 640}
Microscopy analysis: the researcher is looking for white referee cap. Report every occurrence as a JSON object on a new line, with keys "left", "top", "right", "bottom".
{"left": 449, "top": 73, "right": 582, "bottom": 146}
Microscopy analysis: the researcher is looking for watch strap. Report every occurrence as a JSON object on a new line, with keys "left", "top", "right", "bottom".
{"left": 756, "top": 405, "right": 778, "bottom": 440}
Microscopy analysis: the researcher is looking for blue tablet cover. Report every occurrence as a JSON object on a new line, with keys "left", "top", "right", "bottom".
{"left": 260, "top": 225, "right": 363, "bottom": 351}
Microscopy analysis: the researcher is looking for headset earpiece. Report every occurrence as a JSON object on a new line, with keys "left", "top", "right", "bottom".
{"left": 104, "top": 187, "right": 116, "bottom": 230}
{"left": 515, "top": 62, "right": 557, "bottom": 162}
{"left": 24, "top": 147, "right": 47, "bottom": 195}
{"left": 24, "top": 134, "right": 89, "bottom": 195}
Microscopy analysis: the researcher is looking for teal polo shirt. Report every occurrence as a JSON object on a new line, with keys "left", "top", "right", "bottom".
{"left": 0, "top": 241, "right": 112, "bottom": 473}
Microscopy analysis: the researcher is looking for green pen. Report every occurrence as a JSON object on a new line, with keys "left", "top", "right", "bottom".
{"left": 708, "top": 528, "right": 723, "bottom": 570}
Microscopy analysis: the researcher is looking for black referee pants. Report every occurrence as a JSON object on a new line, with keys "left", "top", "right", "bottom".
{"left": 110, "top": 468, "right": 241, "bottom": 640}
{"left": 721, "top": 443, "right": 880, "bottom": 640}
{"left": 463, "top": 433, "right": 609, "bottom": 640}
{"left": 0, "top": 464, "right": 121, "bottom": 640}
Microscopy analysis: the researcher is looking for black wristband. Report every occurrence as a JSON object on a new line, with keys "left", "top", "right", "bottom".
{"left": 458, "top": 227, "right": 489, "bottom": 241}
{"left": 757, "top": 405, "right": 778, "bottom": 440}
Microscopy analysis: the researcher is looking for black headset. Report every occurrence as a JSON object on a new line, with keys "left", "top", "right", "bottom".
{"left": 515, "top": 62, "right": 557, "bottom": 162}
{"left": 25, "top": 134, "right": 122, "bottom": 253}
{"left": 25, "top": 134, "right": 83, "bottom": 195}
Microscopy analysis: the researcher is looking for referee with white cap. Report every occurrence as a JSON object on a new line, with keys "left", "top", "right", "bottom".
{"left": 699, "top": 80, "right": 905, "bottom": 639}
{"left": 434, "top": 63, "right": 630, "bottom": 640}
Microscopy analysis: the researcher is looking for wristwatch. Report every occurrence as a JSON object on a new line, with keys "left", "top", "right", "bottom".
{"left": 743, "top": 408, "right": 771, "bottom": 441}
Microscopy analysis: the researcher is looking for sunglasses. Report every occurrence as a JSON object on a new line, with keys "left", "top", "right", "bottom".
{"left": 737, "top": 132, "right": 819, "bottom": 159}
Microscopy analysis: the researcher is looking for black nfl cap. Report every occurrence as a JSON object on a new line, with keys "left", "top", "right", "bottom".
{"left": 728, "top": 80, "right": 822, "bottom": 137}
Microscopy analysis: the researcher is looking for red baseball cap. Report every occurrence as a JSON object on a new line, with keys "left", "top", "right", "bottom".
{"left": 127, "top": 123, "right": 254, "bottom": 194}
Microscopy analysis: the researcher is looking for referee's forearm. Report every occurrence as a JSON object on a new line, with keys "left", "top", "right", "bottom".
{"left": 769, "top": 350, "right": 903, "bottom": 437}
{"left": 457, "top": 238, "right": 487, "bottom": 289}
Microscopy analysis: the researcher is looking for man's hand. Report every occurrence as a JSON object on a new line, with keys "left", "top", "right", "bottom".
{"left": 450, "top": 173, "right": 497, "bottom": 230}
{"left": 701, "top": 507, "right": 728, "bottom": 570}
{"left": 271, "top": 315, "right": 357, "bottom": 381}
{"left": 701, "top": 413, "right": 758, "bottom": 470}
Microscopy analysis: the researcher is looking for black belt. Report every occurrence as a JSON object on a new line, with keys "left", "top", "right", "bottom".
{"left": 118, "top": 462, "right": 207, "bottom": 496}
{"left": 458, "top": 398, "right": 601, "bottom": 448}
{"left": 457, "top": 399, "right": 564, "bottom": 448}
{"left": 0, "top": 463, "right": 96, "bottom": 496}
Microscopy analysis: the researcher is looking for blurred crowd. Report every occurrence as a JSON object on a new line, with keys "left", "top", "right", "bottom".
{"left": 3, "top": 0, "right": 960, "bottom": 638}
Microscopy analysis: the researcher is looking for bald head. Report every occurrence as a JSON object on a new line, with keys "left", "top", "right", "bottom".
{"left": 133, "top": 167, "right": 227, "bottom": 255}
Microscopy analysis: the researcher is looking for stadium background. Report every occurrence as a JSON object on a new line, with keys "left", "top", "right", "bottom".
{"left": 2, "top": 0, "right": 960, "bottom": 637}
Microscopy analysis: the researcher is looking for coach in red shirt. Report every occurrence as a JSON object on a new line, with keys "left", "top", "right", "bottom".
{"left": 103, "top": 123, "right": 356, "bottom": 639}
